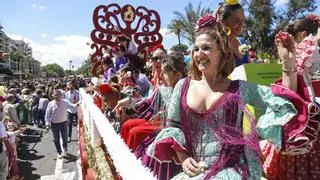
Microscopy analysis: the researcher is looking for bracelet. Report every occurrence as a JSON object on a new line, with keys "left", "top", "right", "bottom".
{"left": 282, "top": 67, "right": 297, "bottom": 74}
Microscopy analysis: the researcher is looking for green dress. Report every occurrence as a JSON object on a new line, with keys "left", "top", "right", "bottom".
{"left": 147, "top": 78, "right": 297, "bottom": 179}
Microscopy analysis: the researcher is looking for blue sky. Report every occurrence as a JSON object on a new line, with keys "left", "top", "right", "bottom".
{"left": 0, "top": 0, "right": 319, "bottom": 69}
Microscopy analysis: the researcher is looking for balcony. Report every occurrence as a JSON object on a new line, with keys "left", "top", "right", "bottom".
{"left": 10, "top": 46, "right": 18, "bottom": 52}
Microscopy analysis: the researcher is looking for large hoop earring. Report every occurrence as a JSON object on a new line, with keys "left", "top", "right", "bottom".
{"left": 224, "top": 26, "right": 232, "bottom": 36}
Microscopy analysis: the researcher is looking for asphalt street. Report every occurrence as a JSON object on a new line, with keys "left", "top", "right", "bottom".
{"left": 17, "top": 125, "right": 80, "bottom": 180}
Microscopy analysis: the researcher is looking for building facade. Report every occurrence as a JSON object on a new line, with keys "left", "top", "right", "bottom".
{"left": 0, "top": 25, "right": 41, "bottom": 79}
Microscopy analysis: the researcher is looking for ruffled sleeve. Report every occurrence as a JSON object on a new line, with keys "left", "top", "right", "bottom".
{"left": 146, "top": 79, "right": 187, "bottom": 163}
{"left": 239, "top": 80, "right": 297, "bottom": 149}
{"left": 271, "top": 75, "right": 320, "bottom": 155}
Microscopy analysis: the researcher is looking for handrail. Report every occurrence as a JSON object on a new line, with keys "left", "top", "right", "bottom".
{"left": 79, "top": 88, "right": 156, "bottom": 180}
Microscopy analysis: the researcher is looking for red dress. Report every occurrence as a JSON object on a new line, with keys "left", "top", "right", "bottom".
{"left": 265, "top": 75, "right": 320, "bottom": 180}
{"left": 120, "top": 86, "right": 173, "bottom": 151}
{"left": 121, "top": 119, "right": 160, "bottom": 151}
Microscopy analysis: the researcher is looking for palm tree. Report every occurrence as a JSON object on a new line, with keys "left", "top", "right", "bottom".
{"left": 173, "top": 2, "right": 212, "bottom": 44}
{"left": 167, "top": 19, "right": 184, "bottom": 45}
{"left": 10, "top": 52, "right": 24, "bottom": 71}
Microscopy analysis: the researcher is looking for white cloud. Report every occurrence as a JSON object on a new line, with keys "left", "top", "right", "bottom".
{"left": 159, "top": 28, "right": 171, "bottom": 36}
{"left": 159, "top": 28, "right": 180, "bottom": 50}
{"left": 7, "top": 34, "right": 92, "bottom": 69}
{"left": 275, "top": 0, "right": 289, "bottom": 5}
{"left": 159, "top": 27, "right": 191, "bottom": 50}
{"left": 40, "top": 33, "right": 47, "bottom": 38}
{"left": 31, "top": 4, "right": 48, "bottom": 10}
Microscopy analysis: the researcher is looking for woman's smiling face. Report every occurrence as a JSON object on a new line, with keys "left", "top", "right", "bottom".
{"left": 193, "top": 33, "right": 221, "bottom": 74}
{"left": 223, "top": 9, "right": 245, "bottom": 37}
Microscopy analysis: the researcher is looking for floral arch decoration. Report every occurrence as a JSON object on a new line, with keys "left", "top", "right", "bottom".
{"left": 90, "top": 3, "right": 163, "bottom": 76}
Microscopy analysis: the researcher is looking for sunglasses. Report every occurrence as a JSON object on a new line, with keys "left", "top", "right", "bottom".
{"left": 151, "top": 57, "right": 162, "bottom": 62}
{"left": 86, "top": 91, "right": 94, "bottom": 94}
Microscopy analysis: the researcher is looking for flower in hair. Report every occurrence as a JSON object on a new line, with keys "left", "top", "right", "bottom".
{"left": 225, "top": 0, "right": 239, "bottom": 6}
{"left": 239, "top": 44, "right": 251, "bottom": 55}
{"left": 306, "top": 14, "right": 320, "bottom": 27}
{"left": 195, "top": 14, "right": 217, "bottom": 32}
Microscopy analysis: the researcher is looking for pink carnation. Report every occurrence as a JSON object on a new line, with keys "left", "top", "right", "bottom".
{"left": 195, "top": 14, "right": 217, "bottom": 32}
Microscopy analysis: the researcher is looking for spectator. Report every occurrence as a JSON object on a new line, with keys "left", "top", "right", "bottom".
{"left": 101, "top": 56, "right": 116, "bottom": 83}
{"left": 64, "top": 82, "right": 80, "bottom": 142}
{"left": 3, "top": 94, "right": 20, "bottom": 128}
{"left": 45, "top": 90, "right": 78, "bottom": 159}
{"left": 0, "top": 120, "right": 8, "bottom": 180}
{"left": 38, "top": 93, "right": 49, "bottom": 127}
{"left": 112, "top": 46, "right": 127, "bottom": 71}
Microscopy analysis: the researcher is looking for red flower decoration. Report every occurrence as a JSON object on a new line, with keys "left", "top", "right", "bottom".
{"left": 195, "top": 14, "right": 217, "bottom": 32}
{"left": 248, "top": 50, "right": 257, "bottom": 59}
{"left": 276, "top": 31, "right": 290, "bottom": 41}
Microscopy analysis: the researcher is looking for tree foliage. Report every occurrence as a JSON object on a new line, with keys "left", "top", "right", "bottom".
{"left": 9, "top": 52, "right": 24, "bottom": 71}
{"left": 0, "top": 66, "right": 13, "bottom": 75}
{"left": 244, "top": 0, "right": 317, "bottom": 54}
{"left": 173, "top": 2, "right": 212, "bottom": 44}
{"left": 167, "top": 19, "right": 185, "bottom": 45}
{"left": 274, "top": 0, "right": 317, "bottom": 33}
{"left": 75, "top": 58, "right": 92, "bottom": 77}
{"left": 170, "top": 44, "right": 189, "bottom": 53}
{"left": 43, "top": 63, "right": 65, "bottom": 77}
{"left": 246, "top": 0, "right": 274, "bottom": 52}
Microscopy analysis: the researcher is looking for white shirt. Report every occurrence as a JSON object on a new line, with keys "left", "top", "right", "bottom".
{"left": 128, "top": 41, "right": 138, "bottom": 55}
{"left": 38, "top": 98, "right": 49, "bottom": 110}
{"left": 7, "top": 130, "right": 20, "bottom": 144}
{"left": 45, "top": 99, "right": 76, "bottom": 126}
{"left": 64, "top": 90, "right": 80, "bottom": 114}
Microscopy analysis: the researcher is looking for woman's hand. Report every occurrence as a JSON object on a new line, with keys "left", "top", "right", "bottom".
{"left": 112, "top": 97, "right": 131, "bottom": 113}
{"left": 275, "top": 32, "right": 298, "bottom": 91}
{"left": 148, "top": 114, "right": 161, "bottom": 125}
{"left": 182, "top": 157, "right": 202, "bottom": 177}
{"left": 275, "top": 32, "right": 296, "bottom": 69}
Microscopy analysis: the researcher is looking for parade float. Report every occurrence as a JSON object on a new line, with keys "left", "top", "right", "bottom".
{"left": 78, "top": 3, "right": 320, "bottom": 180}
{"left": 79, "top": 3, "right": 162, "bottom": 179}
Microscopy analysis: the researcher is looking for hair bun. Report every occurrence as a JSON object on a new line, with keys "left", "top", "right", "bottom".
{"left": 225, "top": 0, "right": 239, "bottom": 6}
{"left": 306, "top": 14, "right": 320, "bottom": 27}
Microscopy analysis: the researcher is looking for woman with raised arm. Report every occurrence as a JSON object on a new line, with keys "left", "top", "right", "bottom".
{"left": 263, "top": 14, "right": 320, "bottom": 180}
{"left": 146, "top": 13, "right": 298, "bottom": 179}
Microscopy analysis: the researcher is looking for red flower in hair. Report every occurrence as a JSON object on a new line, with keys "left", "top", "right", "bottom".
{"left": 195, "top": 14, "right": 217, "bottom": 32}
{"left": 306, "top": 14, "right": 320, "bottom": 27}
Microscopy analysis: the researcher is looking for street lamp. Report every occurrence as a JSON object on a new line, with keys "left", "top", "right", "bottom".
{"left": 69, "top": 60, "right": 72, "bottom": 76}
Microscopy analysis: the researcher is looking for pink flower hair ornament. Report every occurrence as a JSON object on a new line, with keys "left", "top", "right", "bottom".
{"left": 195, "top": 14, "right": 218, "bottom": 32}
